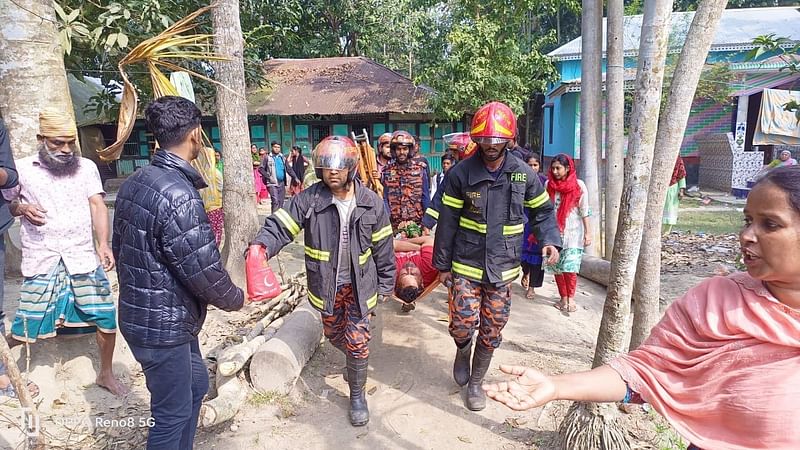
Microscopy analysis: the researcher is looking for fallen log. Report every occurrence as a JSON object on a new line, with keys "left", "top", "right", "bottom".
{"left": 198, "top": 373, "right": 248, "bottom": 428}
{"left": 250, "top": 301, "right": 323, "bottom": 394}
{"left": 217, "top": 335, "right": 267, "bottom": 377}
{"left": 217, "top": 315, "right": 291, "bottom": 377}
{"left": 246, "top": 287, "right": 298, "bottom": 340}
{"left": 263, "top": 317, "right": 285, "bottom": 338}
{"left": 579, "top": 255, "right": 611, "bottom": 287}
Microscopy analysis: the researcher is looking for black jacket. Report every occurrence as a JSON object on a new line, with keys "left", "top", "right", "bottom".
{"left": 422, "top": 169, "right": 450, "bottom": 230}
{"left": 252, "top": 180, "right": 395, "bottom": 318}
{"left": 113, "top": 150, "right": 243, "bottom": 348}
{"left": 433, "top": 150, "right": 562, "bottom": 285}
{"left": 0, "top": 120, "right": 19, "bottom": 234}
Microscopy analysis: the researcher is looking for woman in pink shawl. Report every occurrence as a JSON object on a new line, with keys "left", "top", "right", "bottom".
{"left": 483, "top": 166, "right": 800, "bottom": 450}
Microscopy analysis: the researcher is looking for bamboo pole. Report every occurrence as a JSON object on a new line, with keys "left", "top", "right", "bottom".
{"left": 0, "top": 336, "right": 44, "bottom": 448}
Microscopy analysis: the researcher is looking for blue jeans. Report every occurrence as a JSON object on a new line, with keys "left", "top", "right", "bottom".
{"left": 268, "top": 184, "right": 286, "bottom": 212}
{"left": 129, "top": 338, "right": 208, "bottom": 450}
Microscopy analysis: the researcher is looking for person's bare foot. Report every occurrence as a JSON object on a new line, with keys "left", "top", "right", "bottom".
{"left": 526, "top": 288, "right": 535, "bottom": 299}
{"left": 96, "top": 371, "right": 129, "bottom": 396}
{"left": 520, "top": 273, "right": 529, "bottom": 290}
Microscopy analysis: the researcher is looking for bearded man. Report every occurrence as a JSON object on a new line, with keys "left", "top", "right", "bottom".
{"left": 2, "top": 109, "right": 127, "bottom": 396}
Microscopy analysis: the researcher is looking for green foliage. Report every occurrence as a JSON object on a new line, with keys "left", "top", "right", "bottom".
{"left": 55, "top": 0, "right": 201, "bottom": 119}
{"left": 747, "top": 34, "right": 800, "bottom": 121}
{"left": 624, "top": 0, "right": 644, "bottom": 15}
{"left": 416, "top": 1, "right": 559, "bottom": 118}
{"left": 54, "top": 0, "right": 573, "bottom": 122}
{"left": 746, "top": 33, "right": 800, "bottom": 72}
{"left": 420, "top": 19, "right": 556, "bottom": 118}
{"left": 696, "top": 63, "right": 734, "bottom": 103}
{"left": 652, "top": 415, "right": 687, "bottom": 450}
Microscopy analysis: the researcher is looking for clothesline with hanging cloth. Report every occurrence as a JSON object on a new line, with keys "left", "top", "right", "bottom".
{"left": 753, "top": 88, "right": 800, "bottom": 146}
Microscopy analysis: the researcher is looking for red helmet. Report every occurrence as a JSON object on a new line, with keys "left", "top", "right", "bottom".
{"left": 461, "top": 142, "right": 478, "bottom": 160}
{"left": 313, "top": 136, "right": 360, "bottom": 181}
{"left": 442, "top": 132, "right": 477, "bottom": 160}
{"left": 390, "top": 130, "right": 416, "bottom": 158}
{"left": 378, "top": 132, "right": 392, "bottom": 146}
{"left": 470, "top": 101, "right": 517, "bottom": 145}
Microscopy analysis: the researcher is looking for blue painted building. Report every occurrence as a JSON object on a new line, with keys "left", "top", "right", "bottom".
{"left": 542, "top": 6, "right": 800, "bottom": 187}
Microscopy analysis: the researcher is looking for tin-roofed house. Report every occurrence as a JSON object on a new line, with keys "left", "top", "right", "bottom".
{"left": 543, "top": 6, "right": 800, "bottom": 193}
{"left": 118, "top": 56, "right": 465, "bottom": 177}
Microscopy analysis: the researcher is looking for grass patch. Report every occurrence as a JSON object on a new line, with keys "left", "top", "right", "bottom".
{"left": 673, "top": 208, "right": 742, "bottom": 235}
{"left": 249, "top": 390, "right": 296, "bottom": 418}
{"left": 651, "top": 410, "right": 687, "bottom": 450}
{"left": 678, "top": 197, "right": 705, "bottom": 209}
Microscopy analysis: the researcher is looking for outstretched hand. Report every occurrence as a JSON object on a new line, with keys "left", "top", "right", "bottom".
{"left": 542, "top": 245, "right": 559, "bottom": 265}
{"left": 482, "top": 364, "right": 557, "bottom": 411}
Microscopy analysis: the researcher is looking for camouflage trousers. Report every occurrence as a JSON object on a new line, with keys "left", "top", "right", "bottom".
{"left": 321, "top": 284, "right": 370, "bottom": 359}
{"left": 449, "top": 275, "right": 512, "bottom": 350}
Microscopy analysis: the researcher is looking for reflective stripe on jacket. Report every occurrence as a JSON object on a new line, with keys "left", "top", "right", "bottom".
{"left": 252, "top": 180, "right": 396, "bottom": 317}
{"left": 433, "top": 150, "right": 562, "bottom": 285}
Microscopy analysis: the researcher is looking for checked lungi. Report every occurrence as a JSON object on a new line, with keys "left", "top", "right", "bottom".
{"left": 12, "top": 259, "right": 117, "bottom": 342}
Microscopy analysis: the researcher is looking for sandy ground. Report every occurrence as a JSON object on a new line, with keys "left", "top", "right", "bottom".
{"left": 0, "top": 250, "right": 639, "bottom": 450}
{"left": 192, "top": 274, "right": 612, "bottom": 450}
{"left": 0, "top": 200, "right": 704, "bottom": 449}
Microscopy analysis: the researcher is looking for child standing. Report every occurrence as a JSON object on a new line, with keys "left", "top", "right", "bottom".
{"left": 520, "top": 155, "right": 547, "bottom": 299}
{"left": 545, "top": 154, "right": 591, "bottom": 313}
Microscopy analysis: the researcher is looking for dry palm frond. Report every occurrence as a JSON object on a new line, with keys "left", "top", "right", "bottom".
{"left": 98, "top": 3, "right": 233, "bottom": 163}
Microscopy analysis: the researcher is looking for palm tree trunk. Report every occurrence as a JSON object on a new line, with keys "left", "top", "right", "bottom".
{"left": 578, "top": 0, "right": 603, "bottom": 256}
{"left": 212, "top": 0, "right": 261, "bottom": 288}
{"left": 559, "top": 0, "right": 673, "bottom": 446}
{"left": 605, "top": 0, "right": 625, "bottom": 258}
{"left": 630, "top": 0, "right": 728, "bottom": 350}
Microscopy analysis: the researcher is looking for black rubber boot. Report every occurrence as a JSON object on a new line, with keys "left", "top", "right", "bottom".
{"left": 453, "top": 341, "right": 472, "bottom": 386}
{"left": 332, "top": 343, "right": 349, "bottom": 382}
{"left": 346, "top": 356, "right": 370, "bottom": 426}
{"left": 465, "top": 345, "right": 493, "bottom": 411}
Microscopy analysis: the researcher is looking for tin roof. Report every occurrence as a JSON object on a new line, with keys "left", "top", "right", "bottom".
{"left": 247, "top": 57, "right": 434, "bottom": 116}
{"left": 548, "top": 7, "right": 800, "bottom": 60}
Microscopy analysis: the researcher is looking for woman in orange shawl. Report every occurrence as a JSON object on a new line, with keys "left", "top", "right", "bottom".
{"left": 483, "top": 165, "right": 800, "bottom": 450}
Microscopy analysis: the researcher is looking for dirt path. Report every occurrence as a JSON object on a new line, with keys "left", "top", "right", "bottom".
{"left": 195, "top": 274, "right": 616, "bottom": 450}
{"left": 0, "top": 237, "right": 702, "bottom": 449}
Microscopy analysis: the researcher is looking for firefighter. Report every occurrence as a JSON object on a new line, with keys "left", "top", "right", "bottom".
{"left": 376, "top": 132, "right": 393, "bottom": 177}
{"left": 381, "top": 130, "right": 430, "bottom": 230}
{"left": 422, "top": 132, "right": 477, "bottom": 232}
{"left": 433, "top": 101, "right": 562, "bottom": 411}
{"left": 249, "top": 136, "right": 396, "bottom": 426}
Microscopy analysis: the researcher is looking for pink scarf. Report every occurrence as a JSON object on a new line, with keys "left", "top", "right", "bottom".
{"left": 610, "top": 272, "right": 800, "bottom": 450}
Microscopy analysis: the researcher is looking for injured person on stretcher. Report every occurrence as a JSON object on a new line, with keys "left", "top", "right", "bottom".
{"left": 392, "top": 235, "right": 440, "bottom": 312}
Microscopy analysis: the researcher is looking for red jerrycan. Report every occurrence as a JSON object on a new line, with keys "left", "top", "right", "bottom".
{"left": 245, "top": 245, "right": 282, "bottom": 302}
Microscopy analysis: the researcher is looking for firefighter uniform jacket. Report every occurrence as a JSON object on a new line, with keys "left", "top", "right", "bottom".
{"left": 252, "top": 180, "right": 396, "bottom": 318}
{"left": 382, "top": 158, "right": 430, "bottom": 229}
{"left": 422, "top": 169, "right": 449, "bottom": 230}
{"left": 433, "top": 151, "right": 562, "bottom": 285}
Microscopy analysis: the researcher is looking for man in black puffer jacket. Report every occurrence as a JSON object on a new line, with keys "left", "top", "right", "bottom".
{"left": 113, "top": 96, "right": 244, "bottom": 450}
